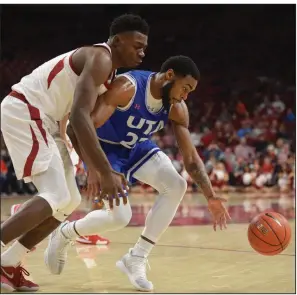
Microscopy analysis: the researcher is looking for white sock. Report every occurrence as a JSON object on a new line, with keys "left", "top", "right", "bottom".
{"left": 132, "top": 236, "right": 155, "bottom": 258}
{"left": 61, "top": 221, "right": 81, "bottom": 240}
{"left": 1, "top": 241, "right": 30, "bottom": 266}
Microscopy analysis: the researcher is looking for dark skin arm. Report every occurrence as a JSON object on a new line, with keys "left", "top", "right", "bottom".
{"left": 69, "top": 48, "right": 127, "bottom": 208}
{"left": 67, "top": 123, "right": 84, "bottom": 161}
{"left": 91, "top": 75, "right": 135, "bottom": 128}
{"left": 169, "top": 101, "right": 231, "bottom": 231}
{"left": 68, "top": 74, "right": 135, "bottom": 205}
{"left": 70, "top": 47, "right": 112, "bottom": 172}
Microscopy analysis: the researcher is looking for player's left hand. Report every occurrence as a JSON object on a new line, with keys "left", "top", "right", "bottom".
{"left": 207, "top": 196, "right": 231, "bottom": 231}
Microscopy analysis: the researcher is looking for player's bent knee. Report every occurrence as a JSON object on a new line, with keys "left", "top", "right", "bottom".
{"left": 160, "top": 167, "right": 187, "bottom": 198}
{"left": 112, "top": 202, "right": 132, "bottom": 229}
{"left": 172, "top": 174, "right": 188, "bottom": 197}
{"left": 114, "top": 207, "right": 132, "bottom": 228}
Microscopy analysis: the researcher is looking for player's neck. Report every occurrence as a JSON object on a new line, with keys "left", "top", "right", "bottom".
{"left": 106, "top": 40, "right": 123, "bottom": 70}
{"left": 150, "top": 73, "right": 164, "bottom": 100}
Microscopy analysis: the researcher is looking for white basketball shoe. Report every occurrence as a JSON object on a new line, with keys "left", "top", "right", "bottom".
{"left": 116, "top": 249, "right": 153, "bottom": 292}
{"left": 44, "top": 221, "right": 72, "bottom": 275}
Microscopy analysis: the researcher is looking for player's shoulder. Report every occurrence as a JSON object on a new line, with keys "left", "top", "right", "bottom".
{"left": 126, "top": 70, "right": 154, "bottom": 79}
{"left": 74, "top": 45, "right": 113, "bottom": 73}
{"left": 121, "top": 70, "right": 154, "bottom": 89}
{"left": 169, "top": 101, "right": 189, "bottom": 128}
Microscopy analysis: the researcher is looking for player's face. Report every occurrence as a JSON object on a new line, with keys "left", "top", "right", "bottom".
{"left": 116, "top": 32, "right": 148, "bottom": 67}
{"left": 161, "top": 72, "right": 198, "bottom": 110}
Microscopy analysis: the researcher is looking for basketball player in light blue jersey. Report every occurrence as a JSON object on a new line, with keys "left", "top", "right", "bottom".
{"left": 45, "top": 56, "right": 231, "bottom": 291}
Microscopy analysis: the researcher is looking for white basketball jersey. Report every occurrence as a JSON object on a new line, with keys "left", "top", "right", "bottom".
{"left": 11, "top": 43, "right": 116, "bottom": 121}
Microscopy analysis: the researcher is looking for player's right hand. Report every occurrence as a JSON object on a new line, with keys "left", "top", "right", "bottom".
{"left": 99, "top": 170, "right": 128, "bottom": 209}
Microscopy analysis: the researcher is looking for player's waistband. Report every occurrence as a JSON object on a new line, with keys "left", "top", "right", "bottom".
{"left": 9, "top": 91, "right": 30, "bottom": 104}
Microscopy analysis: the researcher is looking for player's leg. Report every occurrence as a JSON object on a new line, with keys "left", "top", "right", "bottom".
{"left": 8, "top": 138, "right": 82, "bottom": 254}
{"left": 116, "top": 151, "right": 187, "bottom": 291}
{"left": 45, "top": 196, "right": 131, "bottom": 274}
{"left": 44, "top": 144, "right": 132, "bottom": 274}
{"left": 75, "top": 200, "right": 111, "bottom": 245}
{"left": 0, "top": 98, "right": 75, "bottom": 291}
{"left": 43, "top": 138, "right": 83, "bottom": 274}
{"left": 11, "top": 199, "right": 110, "bottom": 247}
{"left": 0, "top": 153, "right": 72, "bottom": 292}
{"left": 0, "top": 97, "right": 70, "bottom": 246}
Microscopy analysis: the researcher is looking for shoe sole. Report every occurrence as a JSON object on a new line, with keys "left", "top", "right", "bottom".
{"left": 116, "top": 260, "right": 153, "bottom": 292}
{"left": 15, "top": 286, "right": 39, "bottom": 292}
{"left": 1, "top": 282, "right": 15, "bottom": 293}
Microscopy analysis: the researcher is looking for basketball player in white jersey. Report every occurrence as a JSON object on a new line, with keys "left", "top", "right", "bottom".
{"left": 0, "top": 14, "right": 149, "bottom": 292}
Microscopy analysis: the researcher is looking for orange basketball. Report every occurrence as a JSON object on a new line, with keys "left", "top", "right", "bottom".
{"left": 248, "top": 212, "right": 291, "bottom": 256}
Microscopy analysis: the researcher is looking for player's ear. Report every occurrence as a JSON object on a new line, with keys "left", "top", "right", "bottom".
{"left": 113, "top": 35, "right": 123, "bottom": 47}
{"left": 165, "top": 69, "right": 175, "bottom": 81}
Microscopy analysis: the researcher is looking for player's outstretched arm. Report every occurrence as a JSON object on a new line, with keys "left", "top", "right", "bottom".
{"left": 170, "top": 102, "right": 231, "bottom": 230}
{"left": 169, "top": 102, "right": 215, "bottom": 200}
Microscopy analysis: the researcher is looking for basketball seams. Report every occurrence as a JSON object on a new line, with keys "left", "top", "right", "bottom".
{"left": 249, "top": 225, "right": 280, "bottom": 247}
{"left": 248, "top": 212, "right": 291, "bottom": 255}
{"left": 261, "top": 217, "right": 284, "bottom": 251}
{"left": 275, "top": 213, "right": 291, "bottom": 245}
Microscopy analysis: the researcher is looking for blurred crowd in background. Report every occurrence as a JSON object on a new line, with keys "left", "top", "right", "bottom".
{"left": 0, "top": 4, "right": 295, "bottom": 199}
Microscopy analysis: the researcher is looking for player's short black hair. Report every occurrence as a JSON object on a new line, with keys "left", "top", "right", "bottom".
{"left": 160, "top": 56, "right": 200, "bottom": 80}
{"left": 109, "top": 14, "right": 149, "bottom": 37}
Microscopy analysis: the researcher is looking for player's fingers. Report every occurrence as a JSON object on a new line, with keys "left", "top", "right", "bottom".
{"left": 118, "top": 186, "right": 127, "bottom": 200}
{"left": 88, "top": 184, "right": 93, "bottom": 198}
{"left": 114, "top": 194, "right": 120, "bottom": 207}
{"left": 121, "top": 174, "right": 128, "bottom": 188}
{"left": 122, "top": 177, "right": 129, "bottom": 192}
{"left": 108, "top": 194, "right": 114, "bottom": 210}
{"left": 217, "top": 197, "right": 227, "bottom": 202}
{"left": 114, "top": 188, "right": 120, "bottom": 207}
{"left": 123, "top": 194, "right": 128, "bottom": 205}
{"left": 225, "top": 209, "right": 232, "bottom": 220}
{"left": 213, "top": 220, "right": 217, "bottom": 231}
{"left": 118, "top": 186, "right": 128, "bottom": 205}
{"left": 223, "top": 215, "right": 227, "bottom": 229}
{"left": 92, "top": 184, "right": 97, "bottom": 198}
{"left": 94, "top": 183, "right": 100, "bottom": 196}
{"left": 86, "top": 184, "right": 92, "bottom": 199}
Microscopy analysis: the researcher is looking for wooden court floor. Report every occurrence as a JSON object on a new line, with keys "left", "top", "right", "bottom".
{"left": 1, "top": 195, "right": 296, "bottom": 293}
